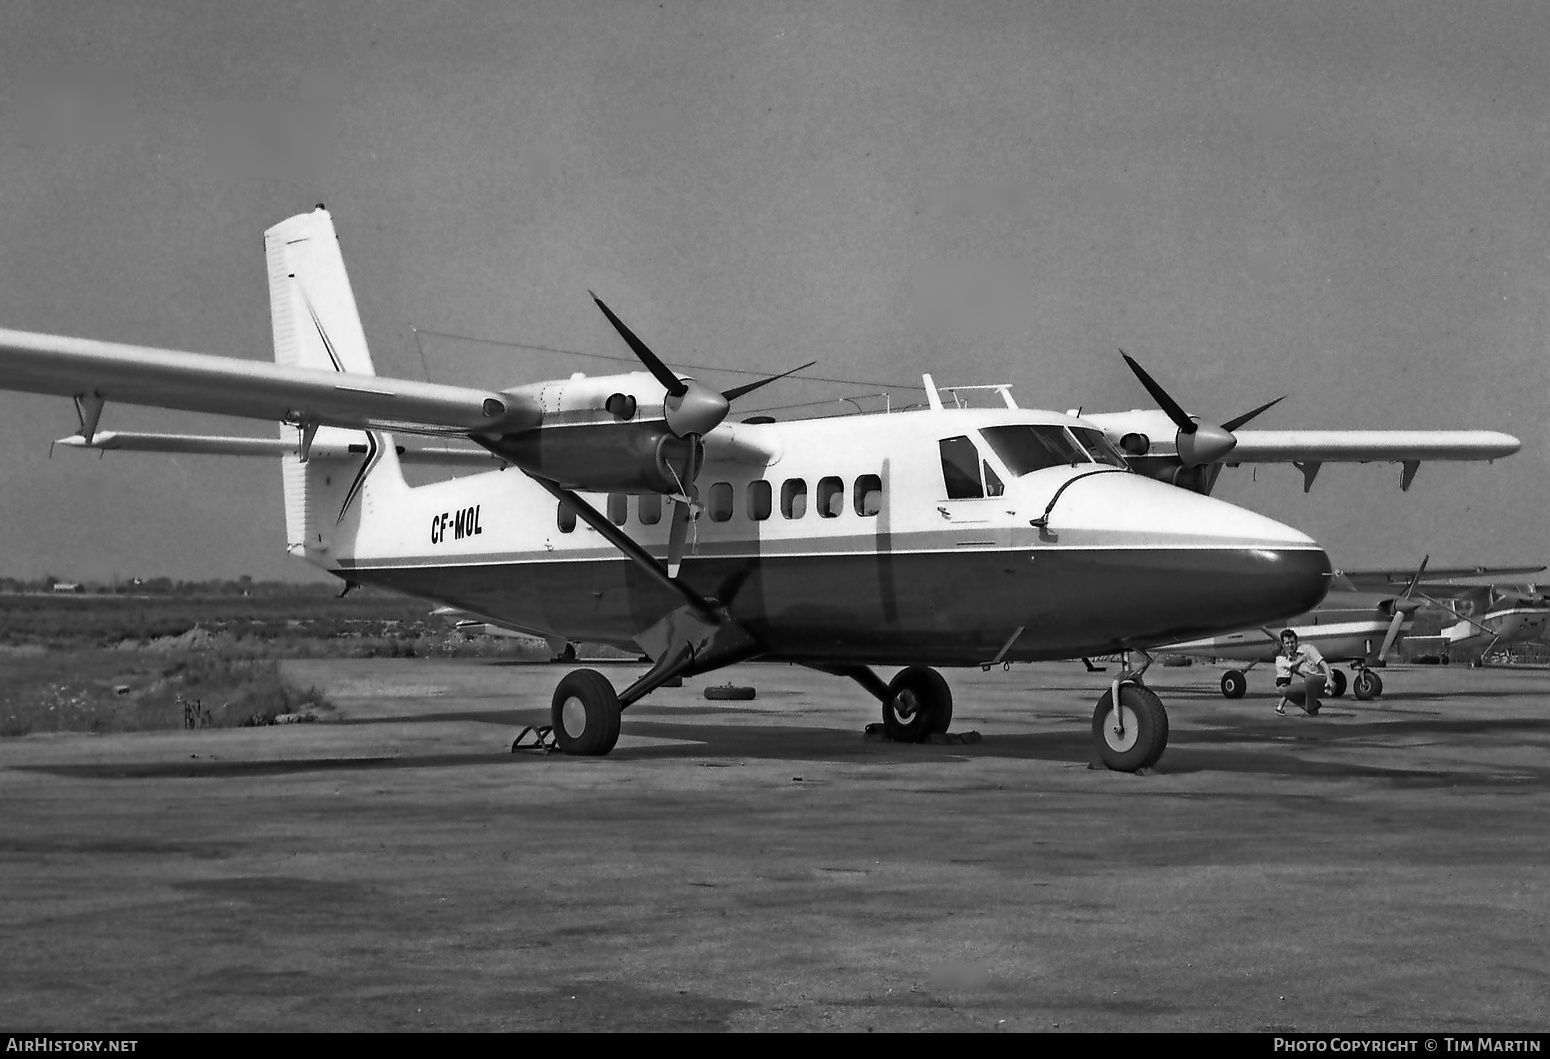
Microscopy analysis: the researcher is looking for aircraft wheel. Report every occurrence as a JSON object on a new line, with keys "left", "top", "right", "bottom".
{"left": 551, "top": 669, "right": 621, "bottom": 756}
{"left": 1328, "top": 670, "right": 1347, "bottom": 698}
{"left": 882, "top": 666, "right": 953, "bottom": 742}
{"left": 1352, "top": 669, "right": 1382, "bottom": 701}
{"left": 1220, "top": 670, "right": 1247, "bottom": 699}
{"left": 1092, "top": 684, "right": 1169, "bottom": 772}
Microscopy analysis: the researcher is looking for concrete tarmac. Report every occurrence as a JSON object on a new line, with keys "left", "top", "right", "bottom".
{"left": 0, "top": 659, "right": 1546, "bottom": 1032}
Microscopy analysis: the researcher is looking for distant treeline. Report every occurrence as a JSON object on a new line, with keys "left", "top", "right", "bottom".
{"left": 0, "top": 575, "right": 344, "bottom": 597}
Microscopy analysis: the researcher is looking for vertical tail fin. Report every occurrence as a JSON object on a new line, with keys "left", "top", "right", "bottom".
{"left": 265, "top": 206, "right": 378, "bottom": 375}
{"left": 264, "top": 207, "right": 407, "bottom": 565}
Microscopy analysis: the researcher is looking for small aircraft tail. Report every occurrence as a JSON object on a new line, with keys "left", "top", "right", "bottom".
{"left": 264, "top": 207, "right": 409, "bottom": 566}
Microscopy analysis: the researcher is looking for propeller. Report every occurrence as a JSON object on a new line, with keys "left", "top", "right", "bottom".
{"left": 1119, "top": 352, "right": 1286, "bottom": 467}
{"left": 1376, "top": 555, "right": 1429, "bottom": 662}
{"left": 591, "top": 293, "right": 815, "bottom": 439}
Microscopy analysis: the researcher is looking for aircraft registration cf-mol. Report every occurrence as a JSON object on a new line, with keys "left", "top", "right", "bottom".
{"left": 0, "top": 209, "right": 1522, "bottom": 771}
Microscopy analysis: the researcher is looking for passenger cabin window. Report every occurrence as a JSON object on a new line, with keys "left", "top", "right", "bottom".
{"left": 781, "top": 478, "right": 808, "bottom": 519}
{"left": 979, "top": 425, "right": 1088, "bottom": 476}
{"left": 747, "top": 480, "right": 772, "bottom": 521}
{"left": 817, "top": 476, "right": 844, "bottom": 518}
{"left": 607, "top": 493, "right": 628, "bottom": 526}
{"left": 637, "top": 493, "right": 662, "bottom": 525}
{"left": 854, "top": 474, "right": 882, "bottom": 516}
{"left": 556, "top": 501, "right": 577, "bottom": 533}
{"left": 708, "top": 482, "right": 734, "bottom": 523}
{"left": 939, "top": 436, "right": 985, "bottom": 499}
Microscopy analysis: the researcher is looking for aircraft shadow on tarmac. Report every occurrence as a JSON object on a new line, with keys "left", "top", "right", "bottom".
{"left": 18, "top": 713, "right": 1550, "bottom": 788}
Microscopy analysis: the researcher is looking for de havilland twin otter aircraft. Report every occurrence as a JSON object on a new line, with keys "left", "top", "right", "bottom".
{"left": 0, "top": 208, "right": 1523, "bottom": 771}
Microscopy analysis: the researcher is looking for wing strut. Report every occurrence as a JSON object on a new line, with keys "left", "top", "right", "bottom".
{"left": 522, "top": 474, "right": 716, "bottom": 621}
{"left": 518, "top": 474, "right": 763, "bottom": 703}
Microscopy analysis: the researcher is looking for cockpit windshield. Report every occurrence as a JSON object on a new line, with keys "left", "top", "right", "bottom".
{"left": 980, "top": 424, "right": 1128, "bottom": 476}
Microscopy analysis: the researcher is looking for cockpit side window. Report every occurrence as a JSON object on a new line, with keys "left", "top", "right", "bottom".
{"left": 979, "top": 425, "right": 1087, "bottom": 476}
{"left": 1068, "top": 427, "right": 1129, "bottom": 468}
{"left": 983, "top": 461, "right": 1004, "bottom": 497}
{"left": 939, "top": 436, "right": 984, "bottom": 499}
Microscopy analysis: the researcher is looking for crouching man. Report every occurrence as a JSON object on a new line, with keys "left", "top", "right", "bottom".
{"left": 1274, "top": 628, "right": 1335, "bottom": 716}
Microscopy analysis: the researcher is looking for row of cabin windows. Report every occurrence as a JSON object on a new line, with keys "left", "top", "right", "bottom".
{"left": 556, "top": 475, "right": 884, "bottom": 533}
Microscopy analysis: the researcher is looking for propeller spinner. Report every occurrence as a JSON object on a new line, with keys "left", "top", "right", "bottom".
{"left": 1119, "top": 352, "right": 1285, "bottom": 467}
{"left": 591, "top": 293, "right": 814, "bottom": 439}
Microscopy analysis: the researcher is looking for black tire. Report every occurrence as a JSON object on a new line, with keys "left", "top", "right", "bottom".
{"left": 882, "top": 666, "right": 953, "bottom": 742}
{"left": 550, "top": 669, "right": 621, "bottom": 756}
{"left": 1220, "top": 670, "right": 1247, "bottom": 699}
{"left": 704, "top": 684, "right": 755, "bottom": 700}
{"left": 1328, "top": 669, "right": 1347, "bottom": 698}
{"left": 1352, "top": 669, "right": 1381, "bottom": 701}
{"left": 1092, "top": 683, "right": 1169, "bottom": 772}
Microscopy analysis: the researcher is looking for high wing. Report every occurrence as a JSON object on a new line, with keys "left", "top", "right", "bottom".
{"left": 0, "top": 327, "right": 540, "bottom": 440}
{"left": 1223, "top": 430, "right": 1522, "bottom": 464}
{"left": 1082, "top": 407, "right": 1519, "bottom": 494}
{"left": 1339, "top": 563, "right": 1547, "bottom": 594}
{"left": 1082, "top": 355, "right": 1521, "bottom": 495}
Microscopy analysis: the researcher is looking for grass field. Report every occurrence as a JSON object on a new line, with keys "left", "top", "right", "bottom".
{"left": 0, "top": 590, "right": 567, "bottom": 737}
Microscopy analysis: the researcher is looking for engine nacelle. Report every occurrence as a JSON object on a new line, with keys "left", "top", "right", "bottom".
{"left": 487, "top": 422, "right": 702, "bottom": 494}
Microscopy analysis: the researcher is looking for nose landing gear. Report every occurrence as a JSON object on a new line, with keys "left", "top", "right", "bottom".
{"left": 1351, "top": 667, "right": 1384, "bottom": 700}
{"left": 1092, "top": 682, "right": 1169, "bottom": 772}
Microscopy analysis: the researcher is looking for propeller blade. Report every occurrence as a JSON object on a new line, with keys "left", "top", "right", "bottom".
{"left": 1120, "top": 352, "right": 1195, "bottom": 434}
{"left": 1221, "top": 395, "right": 1288, "bottom": 432}
{"left": 1377, "top": 608, "right": 1407, "bottom": 662}
{"left": 666, "top": 497, "right": 691, "bottom": 579}
{"left": 590, "top": 292, "right": 687, "bottom": 398}
{"left": 721, "top": 360, "right": 818, "bottom": 402}
{"left": 1400, "top": 555, "right": 1431, "bottom": 600}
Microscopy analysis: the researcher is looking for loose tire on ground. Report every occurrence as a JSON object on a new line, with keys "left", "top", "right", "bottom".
{"left": 1092, "top": 683, "right": 1169, "bottom": 772}
{"left": 550, "top": 669, "right": 622, "bottom": 756}
{"left": 1328, "top": 669, "right": 1347, "bottom": 698}
{"left": 882, "top": 666, "right": 953, "bottom": 742}
{"left": 1220, "top": 669, "right": 1248, "bottom": 699}
{"left": 705, "top": 684, "right": 755, "bottom": 700}
{"left": 1352, "top": 669, "right": 1382, "bottom": 700}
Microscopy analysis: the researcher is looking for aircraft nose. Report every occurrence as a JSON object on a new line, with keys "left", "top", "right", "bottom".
{"left": 1028, "top": 472, "right": 1332, "bottom": 642}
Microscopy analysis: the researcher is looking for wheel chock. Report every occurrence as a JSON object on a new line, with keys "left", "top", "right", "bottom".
{"left": 511, "top": 725, "right": 558, "bottom": 754}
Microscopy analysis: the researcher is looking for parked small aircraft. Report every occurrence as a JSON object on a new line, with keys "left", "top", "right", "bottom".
{"left": 1340, "top": 566, "right": 1550, "bottom": 665}
{"left": 0, "top": 208, "right": 1520, "bottom": 770}
{"left": 1154, "top": 561, "right": 1547, "bottom": 698}
{"left": 1154, "top": 560, "right": 1435, "bottom": 700}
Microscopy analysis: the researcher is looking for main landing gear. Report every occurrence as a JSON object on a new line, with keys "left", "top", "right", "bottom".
{"left": 880, "top": 666, "right": 954, "bottom": 741}
{"left": 550, "top": 669, "right": 622, "bottom": 755}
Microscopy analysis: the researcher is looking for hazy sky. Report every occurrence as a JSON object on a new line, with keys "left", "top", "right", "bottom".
{"left": 0, "top": 1, "right": 1545, "bottom": 582}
